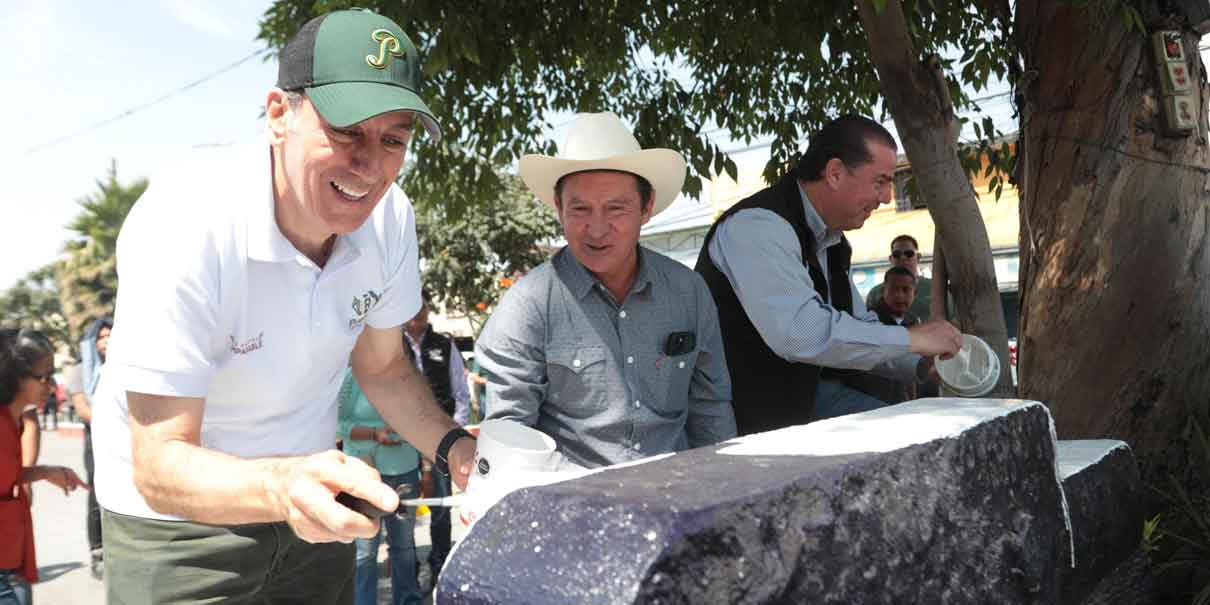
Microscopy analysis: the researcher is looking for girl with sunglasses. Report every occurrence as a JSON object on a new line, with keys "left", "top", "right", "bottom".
{"left": 0, "top": 329, "right": 87, "bottom": 605}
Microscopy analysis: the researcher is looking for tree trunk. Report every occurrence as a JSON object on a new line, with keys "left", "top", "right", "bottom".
{"left": 856, "top": 0, "right": 1014, "bottom": 394}
{"left": 1015, "top": 1, "right": 1210, "bottom": 497}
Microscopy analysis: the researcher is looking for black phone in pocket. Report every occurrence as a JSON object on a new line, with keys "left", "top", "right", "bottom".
{"left": 663, "top": 331, "right": 696, "bottom": 356}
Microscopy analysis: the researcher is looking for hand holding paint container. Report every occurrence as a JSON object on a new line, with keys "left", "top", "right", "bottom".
{"left": 935, "top": 334, "right": 1000, "bottom": 397}
{"left": 458, "top": 419, "right": 585, "bottom": 529}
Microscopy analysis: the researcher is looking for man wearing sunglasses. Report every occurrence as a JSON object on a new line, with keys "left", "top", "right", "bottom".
{"left": 864, "top": 235, "right": 938, "bottom": 321}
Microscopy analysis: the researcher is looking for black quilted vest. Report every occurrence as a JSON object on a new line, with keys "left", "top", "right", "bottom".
{"left": 695, "top": 174, "right": 853, "bottom": 435}
{"left": 405, "top": 325, "right": 455, "bottom": 415}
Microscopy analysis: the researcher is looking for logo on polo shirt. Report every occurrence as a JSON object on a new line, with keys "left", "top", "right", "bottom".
{"left": 230, "top": 332, "right": 264, "bottom": 355}
{"left": 349, "top": 289, "right": 383, "bottom": 329}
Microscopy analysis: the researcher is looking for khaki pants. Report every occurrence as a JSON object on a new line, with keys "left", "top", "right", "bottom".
{"left": 102, "top": 509, "right": 354, "bottom": 604}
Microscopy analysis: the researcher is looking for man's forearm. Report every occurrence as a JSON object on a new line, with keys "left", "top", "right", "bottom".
{"left": 133, "top": 437, "right": 299, "bottom": 524}
{"left": 357, "top": 360, "right": 457, "bottom": 462}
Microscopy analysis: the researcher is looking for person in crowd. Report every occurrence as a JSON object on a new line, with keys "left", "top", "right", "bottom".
{"left": 1, "top": 329, "right": 87, "bottom": 605}
{"left": 873, "top": 267, "right": 920, "bottom": 327}
{"left": 695, "top": 115, "right": 962, "bottom": 435}
{"left": 66, "top": 318, "right": 111, "bottom": 580}
{"left": 402, "top": 291, "right": 469, "bottom": 578}
{"left": 864, "top": 234, "right": 941, "bottom": 321}
{"left": 89, "top": 10, "right": 476, "bottom": 603}
{"left": 476, "top": 112, "right": 737, "bottom": 469}
{"left": 38, "top": 379, "right": 56, "bottom": 432}
{"left": 339, "top": 368, "right": 423, "bottom": 605}
{"left": 857, "top": 267, "right": 926, "bottom": 403}
{"left": 467, "top": 357, "right": 488, "bottom": 421}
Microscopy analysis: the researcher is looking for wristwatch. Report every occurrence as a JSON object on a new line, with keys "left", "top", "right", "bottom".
{"left": 435, "top": 427, "right": 474, "bottom": 478}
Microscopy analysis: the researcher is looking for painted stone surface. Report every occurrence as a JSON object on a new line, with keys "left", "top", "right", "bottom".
{"left": 439, "top": 399, "right": 1070, "bottom": 604}
{"left": 1056, "top": 440, "right": 1148, "bottom": 604}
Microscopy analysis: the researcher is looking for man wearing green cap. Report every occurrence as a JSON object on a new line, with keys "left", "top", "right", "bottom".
{"left": 90, "top": 10, "right": 476, "bottom": 603}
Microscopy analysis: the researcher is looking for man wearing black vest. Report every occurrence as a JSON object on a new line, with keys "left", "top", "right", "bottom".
{"left": 403, "top": 290, "right": 470, "bottom": 580}
{"left": 695, "top": 115, "right": 961, "bottom": 436}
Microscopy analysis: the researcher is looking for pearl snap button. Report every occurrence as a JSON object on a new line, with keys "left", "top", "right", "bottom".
{"left": 573, "top": 359, "right": 581, "bottom": 368}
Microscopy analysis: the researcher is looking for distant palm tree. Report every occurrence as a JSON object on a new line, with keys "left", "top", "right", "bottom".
{"left": 0, "top": 263, "right": 71, "bottom": 351}
{"left": 56, "top": 160, "right": 147, "bottom": 344}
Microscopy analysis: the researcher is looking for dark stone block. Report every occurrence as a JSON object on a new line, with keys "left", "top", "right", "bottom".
{"left": 438, "top": 399, "right": 1067, "bottom": 604}
{"left": 1055, "top": 440, "right": 1147, "bottom": 604}
{"left": 1077, "top": 548, "right": 1157, "bottom": 605}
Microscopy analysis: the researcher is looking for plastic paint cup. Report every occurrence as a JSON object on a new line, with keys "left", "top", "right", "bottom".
{"left": 458, "top": 419, "right": 559, "bottom": 528}
{"left": 935, "top": 334, "right": 1000, "bottom": 397}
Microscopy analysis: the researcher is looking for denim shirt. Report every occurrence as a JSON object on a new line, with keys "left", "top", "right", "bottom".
{"left": 475, "top": 247, "right": 736, "bottom": 468}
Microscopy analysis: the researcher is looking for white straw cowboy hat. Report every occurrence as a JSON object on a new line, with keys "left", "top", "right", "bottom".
{"left": 519, "top": 112, "right": 687, "bottom": 217}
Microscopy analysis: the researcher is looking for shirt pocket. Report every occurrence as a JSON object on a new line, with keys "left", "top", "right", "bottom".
{"left": 652, "top": 348, "right": 699, "bottom": 416}
{"left": 546, "top": 345, "right": 609, "bottom": 417}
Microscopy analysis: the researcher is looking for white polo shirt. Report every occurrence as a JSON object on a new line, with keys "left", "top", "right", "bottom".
{"left": 92, "top": 144, "right": 421, "bottom": 520}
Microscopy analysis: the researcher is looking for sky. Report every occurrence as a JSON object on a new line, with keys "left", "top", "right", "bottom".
{"left": 1, "top": 0, "right": 279, "bottom": 290}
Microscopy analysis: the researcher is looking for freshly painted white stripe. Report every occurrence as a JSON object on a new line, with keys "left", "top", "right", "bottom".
{"left": 715, "top": 397, "right": 1077, "bottom": 568}
{"left": 1056, "top": 440, "right": 1130, "bottom": 480}
{"left": 717, "top": 398, "right": 1043, "bottom": 457}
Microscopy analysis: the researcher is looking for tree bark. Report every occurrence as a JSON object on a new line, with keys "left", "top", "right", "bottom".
{"left": 930, "top": 235, "right": 949, "bottom": 322}
{"left": 1015, "top": 1, "right": 1210, "bottom": 497}
{"left": 856, "top": 0, "right": 1013, "bottom": 393}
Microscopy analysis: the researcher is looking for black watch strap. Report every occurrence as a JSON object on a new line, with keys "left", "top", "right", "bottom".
{"left": 435, "top": 427, "right": 473, "bottom": 478}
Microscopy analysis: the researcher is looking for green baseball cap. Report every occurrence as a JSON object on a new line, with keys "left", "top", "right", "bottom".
{"left": 277, "top": 9, "right": 441, "bottom": 141}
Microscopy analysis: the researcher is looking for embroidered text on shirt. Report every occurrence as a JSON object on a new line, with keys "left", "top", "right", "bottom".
{"left": 230, "top": 332, "right": 264, "bottom": 355}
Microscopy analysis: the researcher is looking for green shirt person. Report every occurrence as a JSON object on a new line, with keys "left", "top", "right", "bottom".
{"left": 864, "top": 234, "right": 950, "bottom": 321}
{"left": 338, "top": 368, "right": 421, "bottom": 475}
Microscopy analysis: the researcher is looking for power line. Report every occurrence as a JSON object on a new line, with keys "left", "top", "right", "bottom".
{"left": 968, "top": 90, "right": 1011, "bottom": 103}
{"left": 27, "top": 48, "right": 270, "bottom": 154}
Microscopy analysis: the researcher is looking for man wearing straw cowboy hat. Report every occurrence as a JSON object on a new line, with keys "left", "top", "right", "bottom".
{"left": 90, "top": 9, "right": 476, "bottom": 603}
{"left": 475, "top": 112, "right": 737, "bottom": 469}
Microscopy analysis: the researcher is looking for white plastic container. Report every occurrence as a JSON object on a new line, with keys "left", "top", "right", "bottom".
{"left": 935, "top": 334, "right": 1000, "bottom": 397}
{"left": 457, "top": 420, "right": 581, "bottom": 529}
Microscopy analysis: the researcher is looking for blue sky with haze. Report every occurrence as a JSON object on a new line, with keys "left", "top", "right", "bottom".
{"left": 2, "top": 0, "right": 277, "bottom": 289}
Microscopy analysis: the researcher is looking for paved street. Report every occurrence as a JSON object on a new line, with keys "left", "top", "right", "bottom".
{"left": 28, "top": 423, "right": 99, "bottom": 605}
{"left": 29, "top": 425, "right": 458, "bottom": 604}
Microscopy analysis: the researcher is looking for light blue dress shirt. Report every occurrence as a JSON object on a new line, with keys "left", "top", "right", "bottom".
{"left": 706, "top": 183, "right": 920, "bottom": 380}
